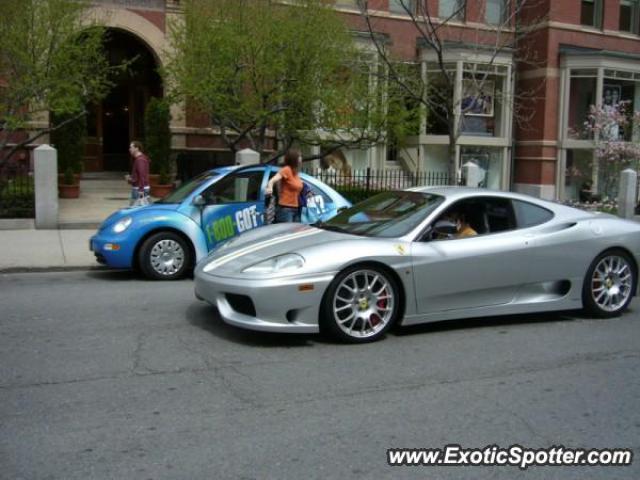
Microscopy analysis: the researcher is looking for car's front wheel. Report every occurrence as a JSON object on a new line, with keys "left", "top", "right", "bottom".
{"left": 582, "top": 249, "right": 636, "bottom": 317}
{"left": 321, "top": 265, "right": 400, "bottom": 343}
{"left": 138, "top": 231, "right": 192, "bottom": 280}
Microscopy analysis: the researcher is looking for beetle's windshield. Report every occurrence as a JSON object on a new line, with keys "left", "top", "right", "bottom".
{"left": 317, "top": 191, "right": 444, "bottom": 238}
{"left": 156, "top": 171, "right": 221, "bottom": 204}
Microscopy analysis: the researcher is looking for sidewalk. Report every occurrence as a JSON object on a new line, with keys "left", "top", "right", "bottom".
{"left": 0, "top": 174, "right": 133, "bottom": 272}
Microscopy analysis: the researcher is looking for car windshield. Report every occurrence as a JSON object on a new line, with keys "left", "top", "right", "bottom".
{"left": 318, "top": 191, "right": 444, "bottom": 238}
{"left": 156, "top": 171, "right": 221, "bottom": 204}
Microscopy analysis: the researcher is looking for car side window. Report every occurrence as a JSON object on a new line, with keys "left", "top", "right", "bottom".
{"left": 512, "top": 199, "right": 554, "bottom": 228}
{"left": 202, "top": 171, "right": 263, "bottom": 204}
{"left": 423, "top": 197, "right": 517, "bottom": 241}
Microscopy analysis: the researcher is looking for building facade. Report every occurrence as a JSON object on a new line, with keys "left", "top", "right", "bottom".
{"left": 66, "top": 0, "right": 640, "bottom": 198}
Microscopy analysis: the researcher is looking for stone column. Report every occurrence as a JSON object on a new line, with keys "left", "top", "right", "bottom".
{"left": 235, "top": 148, "right": 260, "bottom": 165}
{"left": 463, "top": 161, "right": 483, "bottom": 188}
{"left": 34, "top": 144, "right": 58, "bottom": 229}
{"left": 617, "top": 169, "right": 637, "bottom": 219}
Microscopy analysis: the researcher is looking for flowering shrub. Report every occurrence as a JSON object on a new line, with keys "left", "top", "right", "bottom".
{"left": 582, "top": 102, "right": 640, "bottom": 198}
{"left": 563, "top": 198, "right": 618, "bottom": 215}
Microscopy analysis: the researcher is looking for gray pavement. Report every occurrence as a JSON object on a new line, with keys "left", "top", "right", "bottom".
{"left": 0, "top": 174, "right": 144, "bottom": 272}
{"left": 1, "top": 271, "right": 639, "bottom": 479}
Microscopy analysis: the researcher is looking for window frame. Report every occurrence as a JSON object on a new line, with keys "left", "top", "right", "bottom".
{"left": 580, "top": 0, "right": 603, "bottom": 29}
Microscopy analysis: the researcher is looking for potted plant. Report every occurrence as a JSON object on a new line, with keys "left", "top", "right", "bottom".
{"left": 58, "top": 166, "right": 80, "bottom": 198}
{"left": 51, "top": 111, "right": 86, "bottom": 197}
{"left": 144, "top": 97, "right": 172, "bottom": 190}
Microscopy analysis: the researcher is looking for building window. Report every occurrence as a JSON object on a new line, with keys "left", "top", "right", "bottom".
{"left": 460, "top": 63, "right": 507, "bottom": 138}
{"left": 619, "top": 0, "right": 640, "bottom": 33}
{"left": 439, "top": 0, "right": 464, "bottom": 21}
{"left": 485, "top": 0, "right": 506, "bottom": 25}
{"left": 389, "top": 0, "right": 415, "bottom": 15}
{"left": 460, "top": 147, "right": 504, "bottom": 190}
{"left": 567, "top": 70, "right": 598, "bottom": 139}
{"left": 581, "top": 0, "right": 603, "bottom": 28}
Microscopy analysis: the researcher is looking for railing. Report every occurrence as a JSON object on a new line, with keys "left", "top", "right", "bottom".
{"left": 0, "top": 170, "right": 34, "bottom": 219}
{"left": 303, "top": 167, "right": 459, "bottom": 203}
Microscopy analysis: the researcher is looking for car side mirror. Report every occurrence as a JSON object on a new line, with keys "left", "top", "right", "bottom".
{"left": 192, "top": 195, "right": 206, "bottom": 208}
{"left": 433, "top": 220, "right": 458, "bottom": 236}
{"left": 338, "top": 206, "right": 349, "bottom": 213}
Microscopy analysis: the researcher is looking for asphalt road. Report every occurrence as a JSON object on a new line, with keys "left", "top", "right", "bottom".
{"left": 1, "top": 271, "right": 639, "bottom": 480}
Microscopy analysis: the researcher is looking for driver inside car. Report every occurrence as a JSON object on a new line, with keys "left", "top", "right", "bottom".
{"left": 436, "top": 210, "right": 478, "bottom": 239}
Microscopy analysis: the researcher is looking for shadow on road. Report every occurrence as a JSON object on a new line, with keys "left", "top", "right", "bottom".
{"left": 393, "top": 310, "right": 594, "bottom": 338}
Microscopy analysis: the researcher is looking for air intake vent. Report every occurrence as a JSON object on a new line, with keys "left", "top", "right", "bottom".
{"left": 225, "top": 294, "right": 256, "bottom": 317}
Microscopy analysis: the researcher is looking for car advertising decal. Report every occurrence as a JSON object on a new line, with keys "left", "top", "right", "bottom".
{"left": 205, "top": 205, "right": 260, "bottom": 244}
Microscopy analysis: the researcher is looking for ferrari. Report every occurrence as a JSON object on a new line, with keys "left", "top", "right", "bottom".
{"left": 194, "top": 187, "right": 640, "bottom": 343}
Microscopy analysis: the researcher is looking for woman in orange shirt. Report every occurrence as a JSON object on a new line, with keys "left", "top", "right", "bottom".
{"left": 266, "top": 149, "right": 304, "bottom": 223}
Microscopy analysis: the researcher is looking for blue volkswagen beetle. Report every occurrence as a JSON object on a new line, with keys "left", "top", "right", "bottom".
{"left": 90, "top": 164, "right": 351, "bottom": 280}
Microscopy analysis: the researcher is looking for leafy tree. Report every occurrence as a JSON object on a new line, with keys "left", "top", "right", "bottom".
{"left": 165, "top": 0, "right": 414, "bottom": 162}
{"left": 0, "top": 0, "right": 111, "bottom": 167}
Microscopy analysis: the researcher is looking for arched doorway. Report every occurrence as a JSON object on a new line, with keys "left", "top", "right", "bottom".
{"left": 85, "top": 29, "right": 163, "bottom": 172}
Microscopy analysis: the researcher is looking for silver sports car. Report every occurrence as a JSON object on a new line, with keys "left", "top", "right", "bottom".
{"left": 194, "top": 187, "right": 640, "bottom": 343}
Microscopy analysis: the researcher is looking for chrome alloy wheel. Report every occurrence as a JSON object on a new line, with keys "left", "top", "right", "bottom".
{"left": 332, "top": 269, "right": 395, "bottom": 339}
{"left": 591, "top": 255, "right": 634, "bottom": 312}
{"left": 150, "top": 239, "right": 185, "bottom": 277}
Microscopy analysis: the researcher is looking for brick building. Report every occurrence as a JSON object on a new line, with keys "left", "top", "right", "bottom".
{"left": 65, "top": 1, "right": 640, "bottom": 198}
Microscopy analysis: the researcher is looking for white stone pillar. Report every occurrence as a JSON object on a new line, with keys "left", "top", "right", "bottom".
{"left": 34, "top": 144, "right": 58, "bottom": 229}
{"left": 618, "top": 169, "right": 637, "bottom": 219}
{"left": 235, "top": 148, "right": 260, "bottom": 166}
{"left": 463, "top": 162, "right": 483, "bottom": 188}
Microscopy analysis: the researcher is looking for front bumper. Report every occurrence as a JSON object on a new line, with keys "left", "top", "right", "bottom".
{"left": 90, "top": 231, "right": 137, "bottom": 269}
{"left": 194, "top": 271, "right": 336, "bottom": 333}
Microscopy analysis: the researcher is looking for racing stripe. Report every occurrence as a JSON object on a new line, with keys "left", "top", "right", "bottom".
{"left": 203, "top": 228, "right": 320, "bottom": 272}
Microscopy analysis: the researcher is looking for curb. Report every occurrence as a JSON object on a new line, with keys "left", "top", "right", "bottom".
{"left": 0, "top": 265, "right": 113, "bottom": 275}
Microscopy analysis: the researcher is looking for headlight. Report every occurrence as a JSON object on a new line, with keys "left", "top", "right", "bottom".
{"left": 112, "top": 217, "right": 132, "bottom": 233}
{"left": 242, "top": 254, "right": 305, "bottom": 274}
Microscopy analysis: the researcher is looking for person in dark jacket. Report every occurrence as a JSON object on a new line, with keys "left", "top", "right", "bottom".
{"left": 126, "top": 140, "right": 151, "bottom": 206}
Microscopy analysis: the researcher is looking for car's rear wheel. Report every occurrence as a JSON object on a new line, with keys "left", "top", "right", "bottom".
{"left": 582, "top": 249, "right": 636, "bottom": 317}
{"left": 321, "top": 265, "right": 399, "bottom": 343}
{"left": 138, "top": 231, "right": 191, "bottom": 280}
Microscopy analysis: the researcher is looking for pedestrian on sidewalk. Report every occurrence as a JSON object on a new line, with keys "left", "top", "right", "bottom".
{"left": 126, "top": 141, "right": 151, "bottom": 206}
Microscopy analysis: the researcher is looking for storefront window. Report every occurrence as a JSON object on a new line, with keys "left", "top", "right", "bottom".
{"left": 460, "top": 146, "right": 503, "bottom": 189}
{"left": 460, "top": 64, "right": 507, "bottom": 137}
{"left": 564, "top": 149, "right": 594, "bottom": 201}
{"left": 567, "top": 71, "right": 597, "bottom": 139}
{"left": 602, "top": 71, "right": 640, "bottom": 142}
